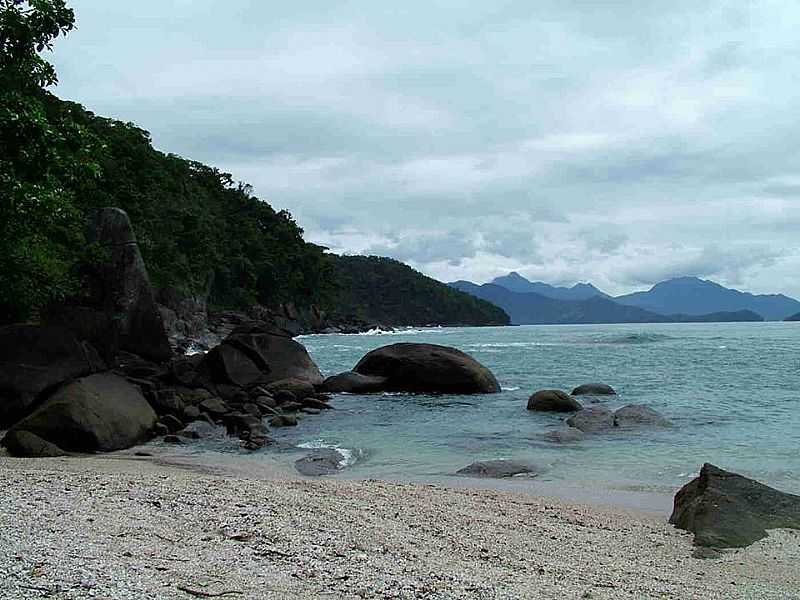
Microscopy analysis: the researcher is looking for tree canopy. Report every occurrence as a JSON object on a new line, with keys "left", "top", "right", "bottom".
{"left": 0, "top": 1, "right": 509, "bottom": 329}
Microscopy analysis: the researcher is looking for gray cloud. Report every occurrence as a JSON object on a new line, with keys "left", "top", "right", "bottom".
{"left": 52, "top": 0, "right": 800, "bottom": 297}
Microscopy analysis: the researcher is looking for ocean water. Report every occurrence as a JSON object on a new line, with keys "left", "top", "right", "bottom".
{"left": 192, "top": 323, "right": 800, "bottom": 498}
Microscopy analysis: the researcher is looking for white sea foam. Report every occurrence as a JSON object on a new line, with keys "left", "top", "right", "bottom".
{"left": 297, "top": 440, "right": 358, "bottom": 467}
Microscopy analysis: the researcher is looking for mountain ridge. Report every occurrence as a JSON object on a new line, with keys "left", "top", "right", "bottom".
{"left": 449, "top": 273, "right": 790, "bottom": 324}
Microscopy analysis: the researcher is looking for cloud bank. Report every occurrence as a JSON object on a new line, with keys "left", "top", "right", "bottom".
{"left": 52, "top": 1, "right": 800, "bottom": 296}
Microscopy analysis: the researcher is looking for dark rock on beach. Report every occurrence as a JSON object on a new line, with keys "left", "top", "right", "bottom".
{"left": 295, "top": 449, "right": 345, "bottom": 476}
{"left": 571, "top": 383, "right": 616, "bottom": 396}
{"left": 614, "top": 404, "right": 670, "bottom": 428}
{"left": 566, "top": 407, "right": 615, "bottom": 433}
{"left": 0, "top": 324, "right": 103, "bottom": 427}
{"left": 670, "top": 463, "right": 800, "bottom": 548}
{"left": 322, "top": 371, "right": 389, "bottom": 394}
{"left": 1, "top": 430, "right": 67, "bottom": 457}
{"left": 527, "top": 390, "right": 582, "bottom": 412}
{"left": 456, "top": 460, "right": 540, "bottom": 478}
{"left": 4, "top": 373, "right": 157, "bottom": 454}
{"left": 353, "top": 343, "right": 500, "bottom": 394}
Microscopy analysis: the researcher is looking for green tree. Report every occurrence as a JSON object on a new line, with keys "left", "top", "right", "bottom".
{"left": 0, "top": 0, "right": 99, "bottom": 322}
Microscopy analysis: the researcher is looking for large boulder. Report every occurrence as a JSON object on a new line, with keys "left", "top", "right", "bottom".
{"left": 566, "top": 406, "right": 615, "bottom": 433}
{"left": 0, "top": 324, "right": 102, "bottom": 427}
{"left": 198, "top": 322, "right": 323, "bottom": 387}
{"left": 614, "top": 404, "right": 670, "bottom": 428}
{"left": 200, "top": 343, "right": 262, "bottom": 387}
{"left": 456, "top": 460, "right": 539, "bottom": 478}
{"left": 571, "top": 383, "right": 616, "bottom": 396}
{"left": 47, "top": 208, "right": 172, "bottom": 362}
{"left": 322, "top": 371, "right": 389, "bottom": 394}
{"left": 264, "top": 378, "right": 316, "bottom": 400}
{"left": 3, "top": 373, "right": 158, "bottom": 454}
{"left": 670, "top": 463, "right": 800, "bottom": 548}
{"left": 353, "top": 343, "right": 500, "bottom": 394}
{"left": 527, "top": 390, "right": 582, "bottom": 412}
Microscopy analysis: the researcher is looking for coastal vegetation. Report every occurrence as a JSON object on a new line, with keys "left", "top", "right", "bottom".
{"left": 0, "top": 0, "right": 506, "bottom": 328}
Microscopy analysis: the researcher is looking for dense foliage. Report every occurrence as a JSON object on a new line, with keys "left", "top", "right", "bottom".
{"left": 64, "top": 101, "right": 335, "bottom": 309}
{"left": 0, "top": 0, "right": 100, "bottom": 322}
{"left": 330, "top": 255, "right": 510, "bottom": 326}
{"left": 0, "top": 1, "right": 509, "bottom": 329}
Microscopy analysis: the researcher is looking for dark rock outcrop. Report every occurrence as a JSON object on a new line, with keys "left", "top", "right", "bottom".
{"left": 322, "top": 371, "right": 390, "bottom": 394}
{"left": 670, "top": 463, "right": 800, "bottom": 548}
{"left": 49, "top": 208, "right": 171, "bottom": 362}
{"left": 4, "top": 373, "right": 157, "bottom": 454}
{"left": 197, "top": 322, "right": 323, "bottom": 388}
{"left": 456, "top": 460, "right": 539, "bottom": 478}
{"left": 527, "top": 390, "right": 582, "bottom": 412}
{"left": 295, "top": 449, "right": 345, "bottom": 476}
{"left": 1, "top": 430, "right": 67, "bottom": 457}
{"left": 264, "top": 378, "right": 315, "bottom": 401}
{"left": 571, "top": 383, "right": 616, "bottom": 396}
{"left": 614, "top": 404, "right": 670, "bottom": 428}
{"left": 566, "top": 406, "right": 615, "bottom": 433}
{"left": 0, "top": 324, "right": 102, "bottom": 427}
{"left": 353, "top": 343, "right": 500, "bottom": 394}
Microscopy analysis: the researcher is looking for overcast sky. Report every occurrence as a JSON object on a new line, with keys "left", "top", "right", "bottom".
{"left": 51, "top": 1, "right": 800, "bottom": 296}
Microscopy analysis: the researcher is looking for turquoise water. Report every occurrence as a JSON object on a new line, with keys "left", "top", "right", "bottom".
{"left": 269, "top": 322, "right": 800, "bottom": 496}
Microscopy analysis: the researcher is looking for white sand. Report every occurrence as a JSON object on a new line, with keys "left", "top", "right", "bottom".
{"left": 1, "top": 453, "right": 799, "bottom": 599}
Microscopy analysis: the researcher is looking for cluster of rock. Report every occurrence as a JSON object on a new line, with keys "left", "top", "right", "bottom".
{"left": 0, "top": 208, "right": 334, "bottom": 457}
{"left": 526, "top": 383, "right": 671, "bottom": 442}
{"left": 0, "top": 208, "right": 501, "bottom": 461}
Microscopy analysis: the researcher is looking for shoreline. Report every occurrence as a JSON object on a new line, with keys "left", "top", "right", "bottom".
{"left": 2, "top": 453, "right": 799, "bottom": 599}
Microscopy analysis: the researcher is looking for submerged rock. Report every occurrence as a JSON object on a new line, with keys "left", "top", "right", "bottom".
{"left": 322, "top": 371, "right": 389, "bottom": 394}
{"left": 566, "top": 407, "right": 615, "bottom": 433}
{"left": 571, "top": 383, "right": 616, "bottom": 396}
{"left": 4, "top": 373, "right": 157, "bottom": 453}
{"left": 527, "top": 390, "right": 582, "bottom": 412}
{"left": 295, "top": 449, "right": 345, "bottom": 476}
{"left": 614, "top": 404, "right": 670, "bottom": 428}
{"left": 543, "top": 426, "right": 585, "bottom": 444}
{"left": 353, "top": 343, "right": 500, "bottom": 394}
{"left": 456, "top": 460, "right": 540, "bottom": 478}
{"left": 670, "top": 463, "right": 800, "bottom": 548}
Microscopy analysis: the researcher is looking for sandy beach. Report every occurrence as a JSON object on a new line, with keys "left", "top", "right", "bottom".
{"left": 1, "top": 453, "right": 799, "bottom": 600}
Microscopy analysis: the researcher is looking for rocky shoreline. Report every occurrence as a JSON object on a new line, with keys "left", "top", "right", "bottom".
{"left": 3, "top": 207, "right": 800, "bottom": 598}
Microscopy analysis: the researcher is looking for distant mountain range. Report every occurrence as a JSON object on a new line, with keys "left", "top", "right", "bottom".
{"left": 448, "top": 273, "right": 799, "bottom": 325}
{"left": 489, "top": 272, "right": 610, "bottom": 301}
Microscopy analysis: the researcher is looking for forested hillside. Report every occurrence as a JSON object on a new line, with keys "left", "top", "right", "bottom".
{"left": 331, "top": 256, "right": 509, "bottom": 326}
{"left": 0, "top": 1, "right": 505, "bottom": 328}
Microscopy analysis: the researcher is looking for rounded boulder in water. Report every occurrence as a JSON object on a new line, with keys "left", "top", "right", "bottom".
{"left": 571, "top": 383, "right": 616, "bottom": 396}
{"left": 527, "top": 390, "right": 582, "bottom": 412}
{"left": 353, "top": 342, "right": 500, "bottom": 394}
